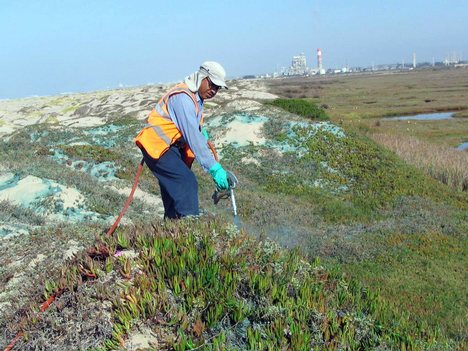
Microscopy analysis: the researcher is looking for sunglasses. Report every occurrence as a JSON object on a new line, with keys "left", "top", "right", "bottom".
{"left": 207, "top": 77, "right": 221, "bottom": 91}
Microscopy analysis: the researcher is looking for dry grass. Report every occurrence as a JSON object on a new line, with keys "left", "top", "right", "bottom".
{"left": 371, "top": 133, "right": 468, "bottom": 191}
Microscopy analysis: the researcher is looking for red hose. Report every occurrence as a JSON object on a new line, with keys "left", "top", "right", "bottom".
{"left": 105, "top": 158, "right": 145, "bottom": 237}
{"left": 39, "top": 294, "right": 56, "bottom": 312}
{"left": 3, "top": 333, "right": 23, "bottom": 351}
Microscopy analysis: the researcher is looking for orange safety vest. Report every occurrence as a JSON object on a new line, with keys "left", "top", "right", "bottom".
{"left": 134, "top": 83, "right": 203, "bottom": 168}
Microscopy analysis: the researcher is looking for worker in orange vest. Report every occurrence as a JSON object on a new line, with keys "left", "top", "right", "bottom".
{"left": 135, "top": 61, "right": 229, "bottom": 219}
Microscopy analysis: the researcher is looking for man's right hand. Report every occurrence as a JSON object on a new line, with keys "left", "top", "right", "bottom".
{"left": 209, "top": 163, "right": 229, "bottom": 191}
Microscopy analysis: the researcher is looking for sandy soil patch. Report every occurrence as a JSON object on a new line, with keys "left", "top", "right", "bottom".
{"left": 0, "top": 175, "right": 50, "bottom": 206}
{"left": 27, "top": 254, "right": 47, "bottom": 269}
{"left": 65, "top": 116, "right": 108, "bottom": 128}
{"left": 63, "top": 239, "right": 83, "bottom": 260}
{"left": 216, "top": 120, "right": 266, "bottom": 147}
{"left": 241, "top": 156, "right": 261, "bottom": 166}
{"left": 225, "top": 99, "right": 263, "bottom": 111}
{"left": 233, "top": 90, "right": 278, "bottom": 100}
{"left": 0, "top": 124, "right": 16, "bottom": 135}
{"left": 0, "top": 174, "right": 99, "bottom": 222}
{"left": 125, "top": 324, "right": 159, "bottom": 350}
{"left": 56, "top": 186, "right": 85, "bottom": 209}
{"left": 0, "top": 223, "right": 30, "bottom": 239}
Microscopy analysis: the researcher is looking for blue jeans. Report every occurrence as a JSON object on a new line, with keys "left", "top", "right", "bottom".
{"left": 142, "top": 146, "right": 199, "bottom": 219}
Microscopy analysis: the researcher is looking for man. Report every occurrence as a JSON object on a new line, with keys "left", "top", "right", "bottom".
{"left": 135, "top": 61, "right": 230, "bottom": 219}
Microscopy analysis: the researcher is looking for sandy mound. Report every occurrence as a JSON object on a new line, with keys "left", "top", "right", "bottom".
{"left": 217, "top": 120, "right": 266, "bottom": 147}
{"left": 0, "top": 174, "right": 99, "bottom": 222}
{"left": 225, "top": 99, "right": 263, "bottom": 111}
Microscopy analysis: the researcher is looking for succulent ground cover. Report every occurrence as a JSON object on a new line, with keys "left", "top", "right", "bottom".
{"left": 2, "top": 219, "right": 457, "bottom": 350}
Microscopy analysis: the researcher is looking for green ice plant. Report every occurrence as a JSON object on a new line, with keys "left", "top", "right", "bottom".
{"left": 116, "top": 231, "right": 129, "bottom": 249}
{"left": 43, "top": 279, "right": 58, "bottom": 299}
{"left": 105, "top": 257, "right": 113, "bottom": 273}
{"left": 31, "top": 218, "right": 454, "bottom": 350}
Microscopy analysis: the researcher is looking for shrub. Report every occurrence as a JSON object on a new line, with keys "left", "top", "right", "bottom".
{"left": 59, "top": 145, "right": 119, "bottom": 163}
{"left": 267, "top": 98, "right": 329, "bottom": 120}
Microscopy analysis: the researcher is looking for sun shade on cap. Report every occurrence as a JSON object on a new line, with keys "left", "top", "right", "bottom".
{"left": 200, "top": 61, "right": 228, "bottom": 89}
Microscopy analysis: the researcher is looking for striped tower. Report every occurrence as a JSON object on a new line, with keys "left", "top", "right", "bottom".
{"left": 317, "top": 48, "right": 323, "bottom": 72}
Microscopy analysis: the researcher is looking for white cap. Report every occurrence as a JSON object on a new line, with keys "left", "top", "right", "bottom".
{"left": 199, "top": 61, "right": 228, "bottom": 89}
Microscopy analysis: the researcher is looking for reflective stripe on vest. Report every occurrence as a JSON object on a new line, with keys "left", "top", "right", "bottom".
{"left": 155, "top": 104, "right": 170, "bottom": 119}
{"left": 150, "top": 124, "right": 172, "bottom": 146}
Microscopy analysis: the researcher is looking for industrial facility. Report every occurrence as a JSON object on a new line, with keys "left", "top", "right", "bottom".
{"left": 279, "top": 48, "right": 327, "bottom": 77}
{"left": 256, "top": 48, "right": 467, "bottom": 80}
{"left": 288, "top": 53, "right": 309, "bottom": 76}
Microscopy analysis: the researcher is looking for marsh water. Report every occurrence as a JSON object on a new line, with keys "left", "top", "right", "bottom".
{"left": 384, "top": 112, "right": 454, "bottom": 120}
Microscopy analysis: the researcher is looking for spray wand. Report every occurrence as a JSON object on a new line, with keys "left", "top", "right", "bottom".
{"left": 212, "top": 171, "right": 241, "bottom": 229}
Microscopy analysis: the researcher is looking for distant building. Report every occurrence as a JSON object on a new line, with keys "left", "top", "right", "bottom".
{"left": 287, "top": 53, "right": 309, "bottom": 76}
{"left": 309, "top": 68, "right": 319, "bottom": 75}
{"left": 444, "top": 51, "right": 462, "bottom": 66}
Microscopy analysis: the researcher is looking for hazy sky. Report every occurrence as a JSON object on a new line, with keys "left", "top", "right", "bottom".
{"left": 1, "top": 0, "right": 467, "bottom": 99}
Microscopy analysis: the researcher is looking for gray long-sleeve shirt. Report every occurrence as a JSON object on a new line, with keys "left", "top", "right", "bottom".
{"left": 167, "top": 92, "right": 217, "bottom": 172}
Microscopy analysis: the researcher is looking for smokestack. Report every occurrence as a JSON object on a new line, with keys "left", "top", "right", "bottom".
{"left": 317, "top": 48, "right": 323, "bottom": 71}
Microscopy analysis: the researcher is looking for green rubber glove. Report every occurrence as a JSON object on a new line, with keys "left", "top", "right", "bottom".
{"left": 201, "top": 127, "right": 210, "bottom": 141}
{"left": 209, "top": 163, "right": 229, "bottom": 191}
